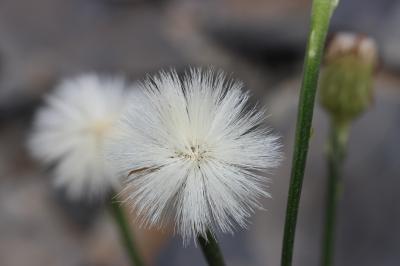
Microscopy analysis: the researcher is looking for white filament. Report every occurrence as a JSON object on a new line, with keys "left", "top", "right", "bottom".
{"left": 107, "top": 69, "right": 282, "bottom": 243}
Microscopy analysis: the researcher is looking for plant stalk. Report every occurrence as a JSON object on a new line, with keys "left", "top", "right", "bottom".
{"left": 281, "top": 1, "right": 339, "bottom": 266}
{"left": 197, "top": 230, "right": 226, "bottom": 266}
{"left": 321, "top": 119, "right": 348, "bottom": 266}
{"left": 109, "top": 198, "right": 144, "bottom": 266}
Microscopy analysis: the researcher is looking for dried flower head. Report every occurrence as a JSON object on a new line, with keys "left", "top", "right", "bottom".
{"left": 29, "top": 74, "right": 131, "bottom": 200}
{"left": 107, "top": 69, "right": 282, "bottom": 243}
{"left": 320, "top": 33, "right": 378, "bottom": 123}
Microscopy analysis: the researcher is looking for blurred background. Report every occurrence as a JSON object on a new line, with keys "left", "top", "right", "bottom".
{"left": 1, "top": 0, "right": 400, "bottom": 265}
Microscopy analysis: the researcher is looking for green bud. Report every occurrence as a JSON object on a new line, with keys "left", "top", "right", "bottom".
{"left": 319, "top": 33, "right": 378, "bottom": 124}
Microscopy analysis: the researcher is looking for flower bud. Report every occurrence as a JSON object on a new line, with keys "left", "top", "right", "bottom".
{"left": 319, "top": 33, "right": 378, "bottom": 124}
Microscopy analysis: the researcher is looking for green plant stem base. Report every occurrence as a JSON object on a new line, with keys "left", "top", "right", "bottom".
{"left": 197, "top": 230, "right": 226, "bottom": 266}
{"left": 280, "top": 1, "right": 339, "bottom": 266}
{"left": 109, "top": 198, "right": 144, "bottom": 266}
{"left": 321, "top": 120, "right": 348, "bottom": 266}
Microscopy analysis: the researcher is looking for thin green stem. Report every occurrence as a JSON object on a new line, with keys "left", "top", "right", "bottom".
{"left": 281, "top": 1, "right": 339, "bottom": 266}
{"left": 321, "top": 120, "right": 348, "bottom": 266}
{"left": 197, "top": 230, "right": 226, "bottom": 266}
{"left": 109, "top": 197, "right": 144, "bottom": 266}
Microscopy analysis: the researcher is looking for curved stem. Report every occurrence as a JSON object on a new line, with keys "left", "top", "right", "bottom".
{"left": 109, "top": 198, "right": 144, "bottom": 266}
{"left": 321, "top": 120, "right": 348, "bottom": 266}
{"left": 197, "top": 230, "right": 226, "bottom": 266}
{"left": 281, "top": 1, "right": 339, "bottom": 266}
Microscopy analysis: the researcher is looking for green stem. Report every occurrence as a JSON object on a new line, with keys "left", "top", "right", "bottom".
{"left": 281, "top": 1, "right": 339, "bottom": 266}
{"left": 109, "top": 197, "right": 144, "bottom": 266}
{"left": 197, "top": 230, "right": 226, "bottom": 266}
{"left": 321, "top": 119, "right": 348, "bottom": 266}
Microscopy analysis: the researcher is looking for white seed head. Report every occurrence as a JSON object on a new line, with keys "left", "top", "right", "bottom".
{"left": 107, "top": 69, "right": 282, "bottom": 243}
{"left": 29, "top": 74, "right": 132, "bottom": 200}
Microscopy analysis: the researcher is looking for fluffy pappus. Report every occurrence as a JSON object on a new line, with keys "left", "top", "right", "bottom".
{"left": 107, "top": 68, "right": 282, "bottom": 243}
{"left": 29, "top": 74, "right": 132, "bottom": 200}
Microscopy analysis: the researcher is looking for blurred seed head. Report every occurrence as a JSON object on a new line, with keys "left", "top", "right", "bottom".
{"left": 28, "top": 74, "right": 133, "bottom": 200}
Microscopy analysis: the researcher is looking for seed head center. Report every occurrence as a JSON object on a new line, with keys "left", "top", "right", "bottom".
{"left": 89, "top": 119, "right": 113, "bottom": 138}
{"left": 176, "top": 144, "right": 208, "bottom": 162}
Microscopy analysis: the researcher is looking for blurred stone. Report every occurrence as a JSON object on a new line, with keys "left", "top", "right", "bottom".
{"left": 0, "top": 0, "right": 184, "bottom": 118}
{"left": 167, "top": 0, "right": 400, "bottom": 74}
